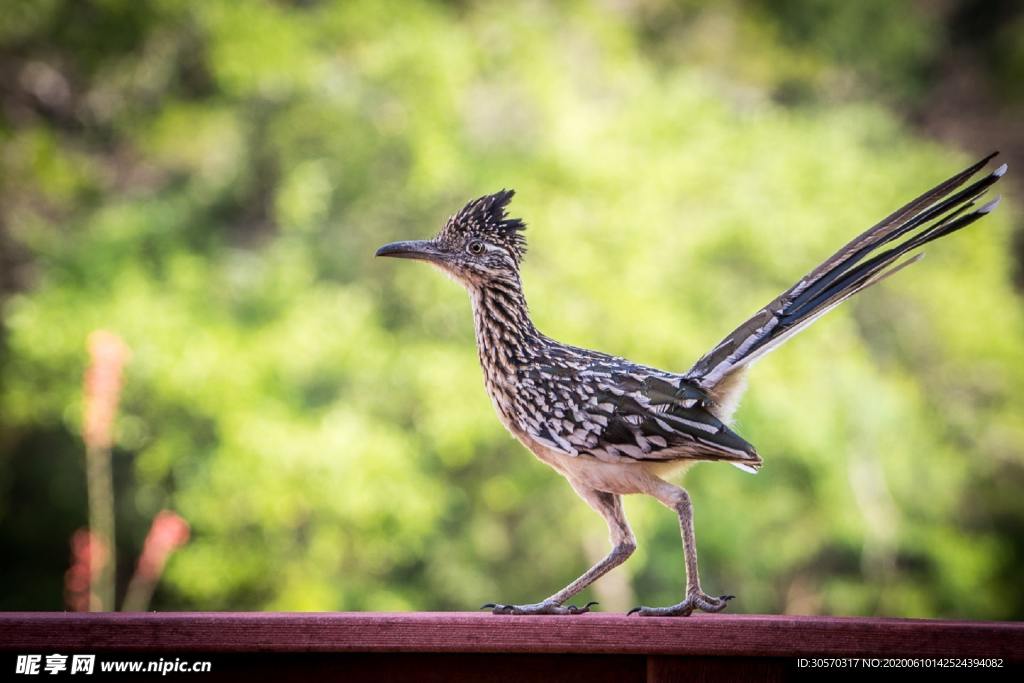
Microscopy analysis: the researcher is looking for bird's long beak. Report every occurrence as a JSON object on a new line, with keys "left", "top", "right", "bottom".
{"left": 375, "top": 239, "right": 445, "bottom": 263}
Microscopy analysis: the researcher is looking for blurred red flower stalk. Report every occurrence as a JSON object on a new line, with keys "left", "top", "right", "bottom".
{"left": 64, "top": 530, "right": 107, "bottom": 612}
{"left": 82, "top": 330, "right": 130, "bottom": 611}
{"left": 122, "top": 510, "right": 190, "bottom": 612}
{"left": 137, "top": 510, "right": 190, "bottom": 580}
{"left": 84, "top": 331, "right": 130, "bottom": 451}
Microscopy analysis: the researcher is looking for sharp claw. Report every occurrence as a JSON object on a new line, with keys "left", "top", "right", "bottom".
{"left": 567, "top": 600, "right": 598, "bottom": 614}
{"left": 721, "top": 595, "right": 735, "bottom": 601}
{"left": 627, "top": 606, "right": 642, "bottom": 616}
{"left": 480, "top": 603, "right": 497, "bottom": 609}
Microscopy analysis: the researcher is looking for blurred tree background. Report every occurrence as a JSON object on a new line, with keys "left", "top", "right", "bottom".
{"left": 1, "top": 0, "right": 1022, "bottom": 618}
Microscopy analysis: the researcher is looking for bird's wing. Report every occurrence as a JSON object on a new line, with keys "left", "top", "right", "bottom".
{"left": 517, "top": 358, "right": 761, "bottom": 470}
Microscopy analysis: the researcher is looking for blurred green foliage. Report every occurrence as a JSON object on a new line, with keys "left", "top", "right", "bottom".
{"left": 1, "top": 0, "right": 1022, "bottom": 618}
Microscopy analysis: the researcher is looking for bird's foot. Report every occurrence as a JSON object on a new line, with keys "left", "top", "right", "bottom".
{"left": 481, "top": 599, "right": 598, "bottom": 615}
{"left": 627, "top": 592, "right": 734, "bottom": 617}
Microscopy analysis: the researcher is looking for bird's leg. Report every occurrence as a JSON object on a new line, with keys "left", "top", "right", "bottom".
{"left": 485, "top": 486, "right": 635, "bottom": 615}
{"left": 630, "top": 482, "right": 733, "bottom": 617}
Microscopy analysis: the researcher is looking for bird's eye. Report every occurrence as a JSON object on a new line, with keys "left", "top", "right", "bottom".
{"left": 467, "top": 240, "right": 485, "bottom": 255}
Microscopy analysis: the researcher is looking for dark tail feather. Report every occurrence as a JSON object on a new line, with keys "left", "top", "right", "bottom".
{"left": 687, "top": 155, "right": 1006, "bottom": 389}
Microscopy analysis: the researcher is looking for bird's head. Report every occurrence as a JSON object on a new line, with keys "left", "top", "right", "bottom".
{"left": 376, "top": 190, "right": 526, "bottom": 288}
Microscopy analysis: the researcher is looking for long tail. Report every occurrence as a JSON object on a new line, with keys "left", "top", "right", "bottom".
{"left": 687, "top": 153, "right": 1006, "bottom": 391}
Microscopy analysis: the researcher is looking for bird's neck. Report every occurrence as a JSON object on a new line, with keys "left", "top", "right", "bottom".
{"left": 469, "top": 275, "right": 543, "bottom": 378}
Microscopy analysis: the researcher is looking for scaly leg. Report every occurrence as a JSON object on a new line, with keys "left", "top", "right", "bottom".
{"left": 629, "top": 480, "right": 733, "bottom": 617}
{"left": 485, "top": 485, "right": 636, "bottom": 615}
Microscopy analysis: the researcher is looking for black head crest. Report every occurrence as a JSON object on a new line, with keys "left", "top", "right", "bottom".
{"left": 440, "top": 189, "right": 527, "bottom": 262}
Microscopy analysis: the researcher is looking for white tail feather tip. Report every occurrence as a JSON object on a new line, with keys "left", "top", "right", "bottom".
{"left": 978, "top": 196, "right": 1002, "bottom": 214}
{"left": 993, "top": 163, "right": 1008, "bottom": 178}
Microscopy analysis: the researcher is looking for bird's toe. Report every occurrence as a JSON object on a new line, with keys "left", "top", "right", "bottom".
{"left": 566, "top": 601, "right": 598, "bottom": 615}
{"left": 627, "top": 591, "right": 734, "bottom": 617}
{"left": 482, "top": 599, "right": 594, "bottom": 615}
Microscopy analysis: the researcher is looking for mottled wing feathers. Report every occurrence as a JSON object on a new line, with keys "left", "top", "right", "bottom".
{"left": 517, "top": 355, "right": 761, "bottom": 469}
{"left": 687, "top": 154, "right": 1005, "bottom": 389}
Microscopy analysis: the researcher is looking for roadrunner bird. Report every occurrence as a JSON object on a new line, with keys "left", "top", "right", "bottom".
{"left": 376, "top": 154, "right": 1005, "bottom": 616}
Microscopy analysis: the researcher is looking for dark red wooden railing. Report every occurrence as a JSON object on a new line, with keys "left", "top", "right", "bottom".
{"left": 1, "top": 612, "right": 1021, "bottom": 680}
